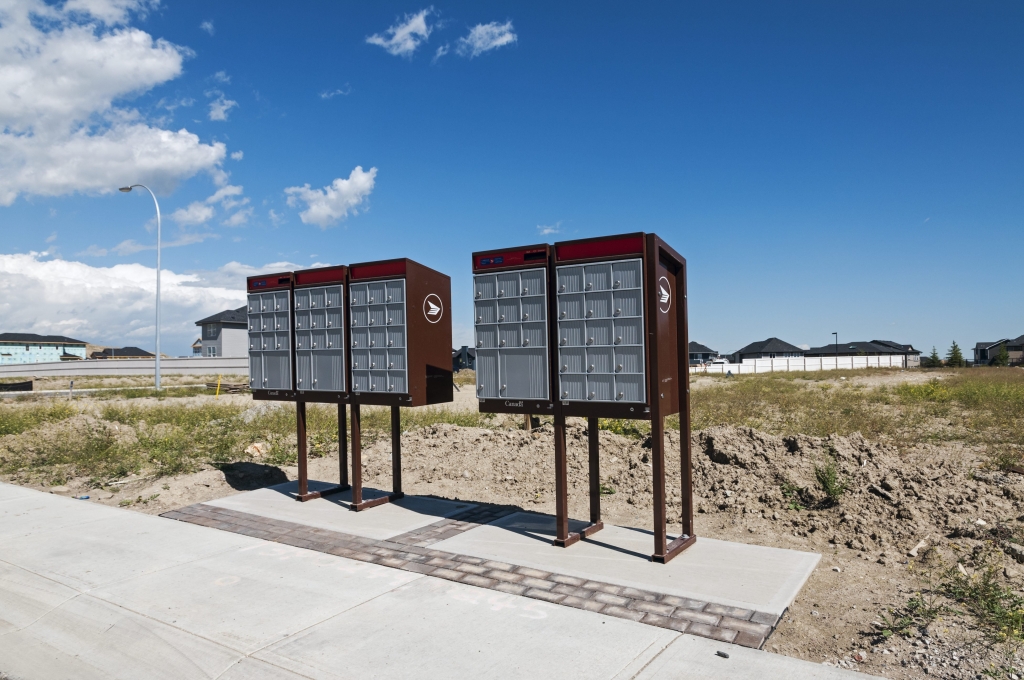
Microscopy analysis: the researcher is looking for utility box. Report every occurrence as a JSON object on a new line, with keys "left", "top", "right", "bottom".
{"left": 246, "top": 271, "right": 295, "bottom": 398}
{"left": 347, "top": 258, "right": 453, "bottom": 407}
{"left": 292, "top": 265, "right": 349, "bottom": 402}
{"left": 471, "top": 244, "right": 554, "bottom": 415}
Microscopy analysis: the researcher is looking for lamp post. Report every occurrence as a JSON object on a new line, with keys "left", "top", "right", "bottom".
{"left": 832, "top": 332, "right": 838, "bottom": 370}
{"left": 119, "top": 185, "right": 161, "bottom": 390}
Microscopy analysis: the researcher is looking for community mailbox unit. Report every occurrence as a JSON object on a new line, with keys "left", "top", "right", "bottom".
{"left": 245, "top": 259, "right": 453, "bottom": 509}
{"left": 473, "top": 232, "right": 694, "bottom": 563}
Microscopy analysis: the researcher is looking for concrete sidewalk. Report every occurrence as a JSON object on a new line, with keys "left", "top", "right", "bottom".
{"left": 0, "top": 483, "right": 863, "bottom": 679}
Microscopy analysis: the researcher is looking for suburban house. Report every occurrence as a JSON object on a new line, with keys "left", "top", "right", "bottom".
{"left": 0, "top": 333, "right": 88, "bottom": 365}
{"left": 805, "top": 340, "right": 921, "bottom": 367}
{"left": 90, "top": 347, "right": 155, "bottom": 360}
{"left": 192, "top": 339, "right": 203, "bottom": 356}
{"left": 730, "top": 338, "right": 805, "bottom": 363}
{"left": 452, "top": 346, "right": 476, "bottom": 372}
{"left": 974, "top": 335, "right": 1024, "bottom": 365}
{"left": 194, "top": 307, "right": 247, "bottom": 358}
{"left": 688, "top": 341, "right": 718, "bottom": 365}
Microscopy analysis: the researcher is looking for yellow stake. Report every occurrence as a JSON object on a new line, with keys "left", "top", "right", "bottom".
{"left": 216, "top": 374, "right": 222, "bottom": 398}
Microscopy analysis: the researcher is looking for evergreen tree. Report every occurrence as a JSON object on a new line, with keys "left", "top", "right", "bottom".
{"left": 927, "top": 346, "right": 942, "bottom": 368}
{"left": 946, "top": 341, "right": 965, "bottom": 368}
{"left": 994, "top": 343, "right": 1010, "bottom": 366}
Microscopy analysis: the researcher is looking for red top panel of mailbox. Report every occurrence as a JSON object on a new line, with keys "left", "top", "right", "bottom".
{"left": 555, "top": 233, "right": 644, "bottom": 263}
{"left": 246, "top": 272, "right": 292, "bottom": 292}
{"left": 349, "top": 259, "right": 407, "bottom": 281}
{"left": 472, "top": 245, "right": 549, "bottom": 273}
{"left": 294, "top": 265, "right": 347, "bottom": 288}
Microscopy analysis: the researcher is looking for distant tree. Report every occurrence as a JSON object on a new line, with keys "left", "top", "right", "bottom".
{"left": 925, "top": 346, "right": 942, "bottom": 368}
{"left": 993, "top": 343, "right": 1010, "bottom": 367}
{"left": 946, "top": 341, "right": 965, "bottom": 368}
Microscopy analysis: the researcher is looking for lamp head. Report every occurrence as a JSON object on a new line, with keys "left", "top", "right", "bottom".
{"left": 119, "top": 186, "right": 132, "bottom": 193}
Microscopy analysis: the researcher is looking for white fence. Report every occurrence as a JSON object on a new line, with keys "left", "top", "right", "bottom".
{"left": 0, "top": 357, "right": 248, "bottom": 378}
{"left": 689, "top": 355, "right": 911, "bottom": 375}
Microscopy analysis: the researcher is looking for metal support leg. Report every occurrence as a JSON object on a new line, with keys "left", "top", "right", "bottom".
{"left": 350, "top": 404, "right": 404, "bottom": 511}
{"left": 339, "top": 403, "right": 350, "bottom": 490}
{"left": 294, "top": 401, "right": 347, "bottom": 502}
{"left": 391, "top": 405, "right": 404, "bottom": 497}
{"left": 552, "top": 412, "right": 579, "bottom": 547}
{"left": 582, "top": 416, "right": 604, "bottom": 538}
{"left": 652, "top": 413, "right": 695, "bottom": 562}
{"left": 350, "top": 403, "right": 363, "bottom": 508}
{"left": 296, "top": 401, "right": 308, "bottom": 499}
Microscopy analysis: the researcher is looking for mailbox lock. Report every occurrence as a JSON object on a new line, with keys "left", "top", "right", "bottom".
{"left": 560, "top": 365, "right": 567, "bottom": 372}
{"left": 561, "top": 390, "right": 569, "bottom": 398}
{"left": 499, "top": 314, "right": 505, "bottom": 322}
{"left": 327, "top": 322, "right": 331, "bottom": 327}
{"left": 352, "top": 340, "right": 358, "bottom": 347}
{"left": 476, "top": 341, "right": 483, "bottom": 348}
{"left": 498, "top": 290, "right": 504, "bottom": 297}
{"left": 586, "top": 310, "right": 593, "bottom": 318}
{"left": 475, "top": 291, "right": 481, "bottom": 298}
{"left": 388, "top": 385, "right": 394, "bottom": 391}
{"left": 586, "top": 337, "right": 594, "bottom": 345}
{"left": 387, "top": 295, "right": 392, "bottom": 302}
{"left": 370, "top": 362, "right": 375, "bottom": 368}
{"left": 298, "top": 378, "right": 303, "bottom": 384}
{"left": 368, "top": 319, "right": 374, "bottom": 326}
{"left": 613, "top": 280, "right": 621, "bottom": 288}
{"left": 312, "top": 343, "right": 316, "bottom": 348}
{"left": 327, "top": 342, "right": 332, "bottom": 348}
{"left": 585, "top": 282, "right": 593, "bottom": 291}
{"left": 588, "top": 391, "right": 595, "bottom": 400}
{"left": 559, "top": 284, "right": 565, "bottom": 292}
{"left": 369, "top": 341, "right": 375, "bottom": 347}
{"left": 523, "top": 338, "right": 530, "bottom": 346}
{"left": 387, "top": 340, "right": 394, "bottom": 347}
{"left": 614, "top": 336, "right": 622, "bottom": 345}
{"left": 616, "top": 364, "right": 623, "bottom": 372}
{"left": 617, "top": 391, "right": 624, "bottom": 400}
{"left": 614, "top": 309, "right": 621, "bottom": 317}
{"left": 560, "top": 338, "right": 567, "bottom": 346}
{"left": 587, "top": 364, "right": 594, "bottom": 373}
{"left": 388, "top": 362, "right": 394, "bottom": 369}
{"left": 522, "top": 313, "right": 528, "bottom": 320}
{"left": 559, "top": 311, "right": 566, "bottom": 319}
{"left": 501, "top": 384, "right": 507, "bottom": 392}
{"left": 499, "top": 340, "right": 506, "bottom": 347}
{"left": 522, "top": 287, "right": 528, "bottom": 294}
{"left": 369, "top": 297, "right": 374, "bottom": 303}
{"left": 387, "top": 318, "right": 392, "bottom": 324}
{"left": 311, "top": 301, "right": 316, "bottom": 307}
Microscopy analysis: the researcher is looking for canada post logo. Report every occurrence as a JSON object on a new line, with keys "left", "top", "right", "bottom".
{"left": 658, "top": 276, "right": 671, "bottom": 314}
{"left": 423, "top": 294, "right": 443, "bottom": 323}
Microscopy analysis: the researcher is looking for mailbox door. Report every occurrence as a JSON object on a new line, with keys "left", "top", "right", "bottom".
{"left": 350, "top": 279, "right": 408, "bottom": 395}
{"left": 248, "top": 291, "right": 295, "bottom": 390}
{"left": 474, "top": 268, "right": 548, "bottom": 401}
{"left": 556, "top": 258, "right": 644, "bottom": 404}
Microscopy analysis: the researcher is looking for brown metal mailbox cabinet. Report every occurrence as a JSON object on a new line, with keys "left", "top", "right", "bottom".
{"left": 347, "top": 258, "right": 453, "bottom": 407}
{"left": 471, "top": 244, "right": 555, "bottom": 415}
{"left": 292, "top": 265, "right": 349, "bottom": 402}
{"left": 551, "top": 233, "right": 694, "bottom": 563}
{"left": 246, "top": 271, "right": 296, "bottom": 399}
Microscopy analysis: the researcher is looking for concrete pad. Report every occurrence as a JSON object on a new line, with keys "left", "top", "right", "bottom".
{"left": 624, "top": 633, "right": 865, "bottom": 679}
{"left": 256, "top": 575, "right": 680, "bottom": 680}
{"left": 0, "top": 487, "right": 114, "bottom": 540}
{"left": 0, "top": 593, "right": 240, "bottom": 680}
{"left": 0, "top": 480, "right": 38, "bottom": 502}
{"left": 431, "top": 512, "right": 820, "bottom": 617}
{"left": 0, "top": 560, "right": 80, "bottom": 635}
{"left": 1, "top": 508, "right": 257, "bottom": 591}
{"left": 90, "top": 541, "right": 423, "bottom": 654}
{"left": 218, "top": 658, "right": 316, "bottom": 680}
{"left": 204, "top": 480, "right": 476, "bottom": 540}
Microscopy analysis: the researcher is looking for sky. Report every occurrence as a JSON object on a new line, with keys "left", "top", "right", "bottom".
{"left": 1, "top": 0, "right": 1021, "bottom": 356}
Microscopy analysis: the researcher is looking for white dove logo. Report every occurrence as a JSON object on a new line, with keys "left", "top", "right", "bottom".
{"left": 657, "top": 276, "right": 672, "bottom": 313}
{"left": 423, "top": 294, "right": 444, "bottom": 323}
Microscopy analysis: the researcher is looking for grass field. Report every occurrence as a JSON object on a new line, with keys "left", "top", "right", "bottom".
{"left": 1, "top": 368, "right": 1021, "bottom": 485}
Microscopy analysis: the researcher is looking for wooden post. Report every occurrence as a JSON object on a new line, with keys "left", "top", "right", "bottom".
{"left": 651, "top": 411, "right": 667, "bottom": 557}
{"left": 552, "top": 412, "right": 578, "bottom": 547}
{"left": 391, "top": 405, "right": 403, "bottom": 496}
{"left": 296, "top": 401, "right": 308, "bottom": 499}
{"left": 338, "top": 403, "right": 349, "bottom": 489}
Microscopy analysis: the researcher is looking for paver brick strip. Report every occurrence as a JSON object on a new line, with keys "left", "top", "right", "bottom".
{"left": 161, "top": 502, "right": 784, "bottom": 649}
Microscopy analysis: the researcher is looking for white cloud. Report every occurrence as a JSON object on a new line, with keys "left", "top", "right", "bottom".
{"left": 205, "top": 184, "right": 245, "bottom": 207}
{"left": 46, "top": 232, "right": 58, "bottom": 243}
{"left": 432, "top": 44, "right": 449, "bottom": 63}
{"left": 199, "top": 20, "right": 214, "bottom": 36}
{"left": 222, "top": 207, "right": 253, "bottom": 227}
{"left": 211, "top": 70, "right": 230, "bottom": 84}
{"left": 0, "top": 251, "right": 245, "bottom": 352}
{"left": 537, "top": 221, "right": 562, "bottom": 236}
{"left": 284, "top": 166, "right": 377, "bottom": 229}
{"left": 169, "top": 201, "right": 215, "bottom": 225}
{"left": 230, "top": 150, "right": 243, "bottom": 160}
{"left": 110, "top": 232, "right": 217, "bottom": 255}
{"left": 268, "top": 209, "right": 284, "bottom": 226}
{"left": 366, "top": 8, "right": 433, "bottom": 57}
{"left": 456, "top": 21, "right": 516, "bottom": 58}
{"left": 0, "top": 0, "right": 225, "bottom": 205}
{"left": 207, "top": 92, "right": 237, "bottom": 121}
{"left": 320, "top": 85, "right": 351, "bottom": 99}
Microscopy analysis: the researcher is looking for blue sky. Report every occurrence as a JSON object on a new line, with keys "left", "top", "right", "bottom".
{"left": 1, "top": 1, "right": 1021, "bottom": 356}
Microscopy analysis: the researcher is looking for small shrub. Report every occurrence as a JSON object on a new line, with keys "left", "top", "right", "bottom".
{"left": 814, "top": 457, "right": 848, "bottom": 503}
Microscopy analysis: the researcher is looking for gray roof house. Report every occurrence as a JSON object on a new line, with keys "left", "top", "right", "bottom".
{"left": 730, "top": 338, "right": 805, "bottom": 363}
{"left": 974, "top": 335, "right": 1024, "bottom": 365}
{"left": 688, "top": 341, "right": 718, "bottom": 365}
{"left": 195, "top": 307, "right": 248, "bottom": 358}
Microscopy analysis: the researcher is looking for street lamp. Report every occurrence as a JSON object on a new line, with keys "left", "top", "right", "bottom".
{"left": 832, "top": 332, "right": 838, "bottom": 369}
{"left": 119, "top": 185, "right": 161, "bottom": 390}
